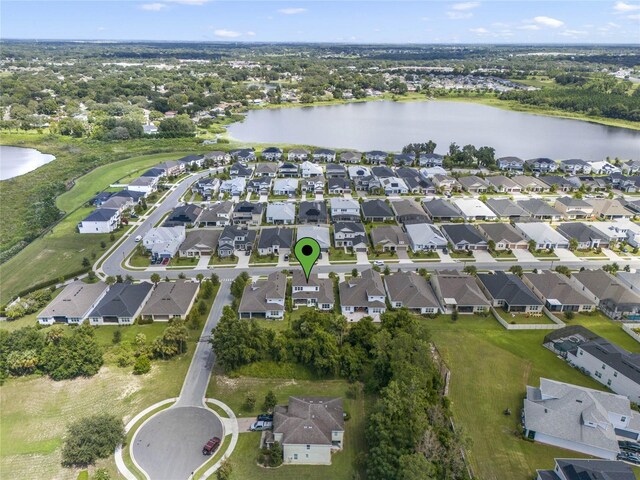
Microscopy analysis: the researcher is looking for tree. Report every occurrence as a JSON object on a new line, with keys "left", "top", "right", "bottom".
{"left": 133, "top": 355, "right": 151, "bottom": 375}
{"left": 201, "top": 280, "right": 214, "bottom": 299}
{"left": 565, "top": 310, "right": 575, "bottom": 320}
{"left": 230, "top": 272, "right": 250, "bottom": 300}
{"left": 352, "top": 268, "right": 358, "bottom": 278}
{"left": 112, "top": 330, "right": 122, "bottom": 344}
{"left": 244, "top": 392, "right": 257, "bottom": 410}
{"left": 463, "top": 265, "right": 477, "bottom": 276}
{"left": 61, "top": 414, "right": 125, "bottom": 466}
{"left": 210, "top": 307, "right": 267, "bottom": 370}
{"left": 82, "top": 257, "right": 91, "bottom": 268}
{"left": 41, "top": 325, "right": 103, "bottom": 380}
{"left": 150, "top": 273, "right": 161, "bottom": 285}
{"left": 158, "top": 115, "right": 196, "bottom": 138}
{"left": 105, "top": 276, "right": 116, "bottom": 286}
{"left": 92, "top": 468, "right": 111, "bottom": 480}
{"left": 569, "top": 238, "right": 579, "bottom": 251}
{"left": 215, "top": 460, "right": 232, "bottom": 480}
{"left": 509, "top": 265, "right": 523, "bottom": 277}
{"left": 197, "top": 299, "right": 207, "bottom": 315}
{"left": 528, "top": 240, "right": 537, "bottom": 252}
{"left": 263, "top": 390, "right": 277, "bottom": 411}
{"left": 196, "top": 273, "right": 204, "bottom": 284}
{"left": 210, "top": 273, "right": 220, "bottom": 286}
{"left": 487, "top": 240, "right": 496, "bottom": 252}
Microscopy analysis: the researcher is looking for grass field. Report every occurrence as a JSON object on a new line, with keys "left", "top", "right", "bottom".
{"left": 328, "top": 247, "right": 356, "bottom": 262}
{"left": 427, "top": 314, "right": 637, "bottom": 480}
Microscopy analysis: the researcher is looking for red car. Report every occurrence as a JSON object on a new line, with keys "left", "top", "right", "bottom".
{"left": 202, "top": 437, "right": 221, "bottom": 455}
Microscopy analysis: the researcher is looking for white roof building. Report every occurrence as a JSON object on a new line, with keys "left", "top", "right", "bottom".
{"left": 452, "top": 198, "right": 497, "bottom": 221}
{"left": 514, "top": 222, "right": 570, "bottom": 249}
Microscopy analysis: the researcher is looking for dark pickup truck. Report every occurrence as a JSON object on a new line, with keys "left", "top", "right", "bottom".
{"left": 202, "top": 437, "right": 221, "bottom": 455}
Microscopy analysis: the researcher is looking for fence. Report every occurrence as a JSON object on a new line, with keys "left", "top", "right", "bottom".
{"left": 622, "top": 323, "right": 640, "bottom": 343}
{"left": 491, "top": 306, "right": 565, "bottom": 330}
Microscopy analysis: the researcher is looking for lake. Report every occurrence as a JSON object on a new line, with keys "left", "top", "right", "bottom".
{"left": 0, "top": 146, "right": 56, "bottom": 180}
{"left": 227, "top": 100, "right": 640, "bottom": 160}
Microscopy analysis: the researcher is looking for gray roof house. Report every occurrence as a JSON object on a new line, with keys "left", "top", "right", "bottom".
{"left": 233, "top": 202, "right": 263, "bottom": 226}
{"left": 371, "top": 166, "right": 396, "bottom": 179}
{"left": 297, "top": 226, "right": 331, "bottom": 251}
{"left": 288, "top": 148, "right": 310, "bottom": 162}
{"left": 340, "top": 151, "right": 362, "bottom": 164}
{"left": 422, "top": 198, "right": 460, "bottom": 222}
{"left": 361, "top": 199, "right": 394, "bottom": 222}
{"left": 313, "top": 148, "right": 336, "bottom": 162}
{"left": 266, "top": 202, "right": 296, "bottom": 225}
{"left": 512, "top": 175, "right": 550, "bottom": 193}
{"left": 238, "top": 272, "right": 287, "bottom": 319}
{"left": 477, "top": 272, "right": 543, "bottom": 314}
{"left": 523, "top": 378, "right": 640, "bottom": 460}
{"left": 370, "top": 225, "right": 410, "bottom": 252}
{"left": 441, "top": 224, "right": 488, "bottom": 250}
{"left": 327, "top": 178, "right": 352, "bottom": 195}
{"left": 525, "top": 157, "right": 557, "bottom": 173}
{"left": 140, "top": 281, "right": 200, "bottom": 321}
{"left": 556, "top": 223, "right": 609, "bottom": 249}
{"left": 536, "top": 458, "right": 635, "bottom": 480}
{"left": 458, "top": 175, "right": 489, "bottom": 193}
{"left": 229, "top": 162, "right": 253, "bottom": 178}
{"left": 405, "top": 223, "right": 447, "bottom": 252}
{"left": 196, "top": 201, "right": 233, "bottom": 227}
{"left": 571, "top": 269, "right": 640, "bottom": 321}
{"left": 419, "top": 153, "right": 444, "bottom": 167}
{"left": 278, "top": 162, "right": 300, "bottom": 177}
{"left": 514, "top": 222, "right": 570, "bottom": 250}
{"left": 178, "top": 229, "right": 220, "bottom": 257}
{"left": 261, "top": 147, "right": 283, "bottom": 161}
{"left": 163, "top": 204, "right": 203, "bottom": 227}
{"left": 477, "top": 223, "right": 528, "bottom": 250}
{"left": 330, "top": 198, "right": 361, "bottom": 222}
{"left": 38, "top": 281, "right": 110, "bottom": 326}
{"left": 391, "top": 199, "right": 430, "bottom": 225}
{"left": 254, "top": 162, "right": 279, "bottom": 177}
{"left": 365, "top": 150, "right": 388, "bottom": 164}
{"left": 272, "top": 397, "right": 344, "bottom": 465}
{"left": 430, "top": 272, "right": 490, "bottom": 314}
{"left": 517, "top": 199, "right": 563, "bottom": 221}
{"left": 554, "top": 197, "right": 594, "bottom": 220}
{"left": 325, "top": 163, "right": 347, "bottom": 178}
{"left": 291, "top": 271, "right": 335, "bottom": 311}
{"left": 485, "top": 198, "right": 531, "bottom": 220}
{"left": 334, "top": 222, "right": 368, "bottom": 251}
{"left": 522, "top": 270, "right": 596, "bottom": 313}
{"left": 298, "top": 201, "right": 328, "bottom": 224}
{"left": 273, "top": 178, "right": 299, "bottom": 196}
{"left": 217, "top": 225, "right": 256, "bottom": 257}
{"left": 88, "top": 282, "right": 154, "bottom": 326}
{"left": 497, "top": 156, "right": 525, "bottom": 172}
{"left": 485, "top": 175, "right": 522, "bottom": 194}
{"left": 384, "top": 271, "right": 440, "bottom": 314}
{"left": 257, "top": 227, "right": 294, "bottom": 255}
{"left": 339, "top": 269, "right": 387, "bottom": 320}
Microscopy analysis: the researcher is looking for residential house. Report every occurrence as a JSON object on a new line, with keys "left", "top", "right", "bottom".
{"left": 254, "top": 163, "right": 278, "bottom": 177}
{"left": 432, "top": 174, "right": 460, "bottom": 193}
{"left": 622, "top": 160, "right": 640, "bottom": 175}
{"left": 588, "top": 160, "right": 621, "bottom": 175}
{"left": 325, "top": 163, "right": 347, "bottom": 178}
{"left": 477, "top": 272, "right": 543, "bottom": 314}
{"left": 143, "top": 124, "right": 158, "bottom": 135}
{"left": 617, "top": 271, "right": 640, "bottom": 293}
{"left": 348, "top": 165, "right": 372, "bottom": 189}
{"left": 525, "top": 157, "right": 557, "bottom": 173}
{"left": 37, "top": 281, "right": 109, "bottom": 325}
{"left": 300, "top": 178, "right": 325, "bottom": 194}
{"left": 477, "top": 223, "right": 528, "bottom": 250}
{"left": 333, "top": 222, "right": 368, "bottom": 251}
{"left": 196, "top": 201, "right": 233, "bottom": 227}
{"left": 485, "top": 175, "right": 522, "bottom": 194}
{"left": 515, "top": 222, "right": 569, "bottom": 249}
{"left": 535, "top": 458, "right": 635, "bottom": 480}
{"left": 313, "top": 148, "right": 336, "bottom": 163}
{"left": 300, "top": 161, "right": 323, "bottom": 178}
{"left": 365, "top": 150, "right": 388, "bottom": 164}
{"left": 156, "top": 160, "right": 184, "bottom": 176}
{"left": 229, "top": 162, "right": 253, "bottom": 178}
{"left": 257, "top": 227, "right": 294, "bottom": 256}
{"left": 127, "top": 176, "right": 158, "bottom": 195}
{"left": 522, "top": 270, "right": 596, "bottom": 313}
{"left": 232, "top": 202, "right": 263, "bottom": 226}
{"left": 458, "top": 175, "right": 489, "bottom": 194}
{"left": 512, "top": 175, "right": 550, "bottom": 193}
{"left": 391, "top": 199, "right": 430, "bottom": 224}
{"left": 523, "top": 378, "right": 640, "bottom": 459}
{"left": 371, "top": 166, "right": 396, "bottom": 179}
{"left": 220, "top": 177, "right": 247, "bottom": 196}
{"left": 430, "top": 272, "right": 490, "bottom": 314}
{"left": 396, "top": 167, "right": 436, "bottom": 194}
{"left": 238, "top": 272, "right": 287, "bottom": 319}
{"left": 262, "top": 147, "right": 283, "bottom": 161}
{"left": 195, "top": 177, "right": 221, "bottom": 198}
{"left": 291, "top": 271, "right": 334, "bottom": 310}
{"left": 418, "top": 153, "right": 444, "bottom": 167}
{"left": 330, "top": 198, "right": 361, "bottom": 222}
{"left": 78, "top": 208, "right": 120, "bottom": 234}
{"left": 273, "top": 179, "right": 299, "bottom": 196}
{"left": 88, "top": 282, "right": 154, "bottom": 326}
{"left": 288, "top": 148, "right": 310, "bottom": 162}
{"left": 266, "top": 202, "right": 296, "bottom": 225}
{"left": 247, "top": 176, "right": 272, "bottom": 194}
{"left": 298, "top": 201, "right": 328, "bottom": 224}
{"left": 327, "top": 178, "right": 352, "bottom": 195}
{"left": 178, "top": 229, "right": 220, "bottom": 257}
{"left": 419, "top": 166, "right": 447, "bottom": 179}
{"left": 422, "top": 198, "right": 460, "bottom": 222}
{"left": 297, "top": 226, "right": 330, "bottom": 251}
{"left": 441, "top": 224, "right": 488, "bottom": 250}
{"left": 272, "top": 396, "right": 344, "bottom": 465}
{"left": 140, "top": 281, "right": 199, "bottom": 321}
{"left": 452, "top": 198, "right": 497, "bottom": 221}
{"left": 556, "top": 223, "right": 609, "bottom": 250}
{"left": 278, "top": 162, "right": 299, "bottom": 178}
{"left": 587, "top": 198, "right": 633, "bottom": 220}
{"left": 141, "top": 167, "right": 165, "bottom": 179}
{"left": 217, "top": 225, "right": 256, "bottom": 257}
{"left": 393, "top": 153, "right": 414, "bottom": 166}
{"left": 143, "top": 226, "right": 186, "bottom": 260}
{"left": 540, "top": 175, "right": 575, "bottom": 192}
{"left": 405, "top": 223, "right": 447, "bottom": 252}
{"left": 571, "top": 269, "right": 640, "bottom": 321}
{"left": 370, "top": 225, "right": 409, "bottom": 252}
{"left": 97, "top": 196, "right": 134, "bottom": 214}
{"left": 518, "top": 199, "right": 563, "bottom": 221}
{"left": 163, "top": 204, "right": 202, "bottom": 227}
{"left": 565, "top": 335, "right": 640, "bottom": 404}
{"left": 231, "top": 148, "right": 256, "bottom": 162}
{"left": 380, "top": 177, "right": 409, "bottom": 195}
{"left": 339, "top": 269, "right": 387, "bottom": 318}
{"left": 485, "top": 198, "right": 531, "bottom": 220}
{"left": 497, "top": 156, "right": 525, "bottom": 172}
{"left": 384, "top": 271, "right": 440, "bottom": 314}
{"left": 361, "top": 199, "right": 394, "bottom": 222}
{"left": 554, "top": 197, "right": 594, "bottom": 220}
{"left": 177, "top": 154, "right": 204, "bottom": 169}
{"left": 340, "top": 151, "right": 362, "bottom": 164}
{"left": 588, "top": 221, "right": 633, "bottom": 244}
{"left": 560, "top": 159, "right": 592, "bottom": 175}
{"left": 205, "top": 151, "right": 231, "bottom": 165}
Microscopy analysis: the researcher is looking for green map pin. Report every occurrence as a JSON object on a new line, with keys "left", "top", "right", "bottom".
{"left": 294, "top": 237, "right": 321, "bottom": 283}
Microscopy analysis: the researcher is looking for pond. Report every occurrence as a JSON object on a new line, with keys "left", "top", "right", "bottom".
{"left": 0, "top": 145, "right": 56, "bottom": 180}
{"left": 227, "top": 100, "right": 640, "bottom": 160}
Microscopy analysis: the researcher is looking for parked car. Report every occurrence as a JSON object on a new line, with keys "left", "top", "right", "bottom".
{"left": 202, "top": 437, "right": 221, "bottom": 455}
{"left": 161, "top": 258, "right": 169, "bottom": 265}
{"left": 134, "top": 235, "right": 142, "bottom": 242}
{"left": 620, "top": 441, "right": 640, "bottom": 453}
{"left": 249, "top": 420, "right": 272, "bottom": 431}
{"left": 130, "top": 213, "right": 139, "bottom": 219}
{"left": 257, "top": 413, "right": 273, "bottom": 422}
{"left": 373, "top": 260, "right": 384, "bottom": 267}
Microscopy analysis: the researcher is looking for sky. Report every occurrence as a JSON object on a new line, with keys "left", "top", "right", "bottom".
{"left": 1, "top": 0, "right": 639, "bottom": 44}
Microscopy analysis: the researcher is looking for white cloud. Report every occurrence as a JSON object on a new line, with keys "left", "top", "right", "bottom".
{"left": 452, "top": 2, "right": 480, "bottom": 10}
{"left": 246, "top": 31, "right": 256, "bottom": 36}
{"left": 532, "top": 16, "right": 564, "bottom": 28}
{"left": 166, "top": 0, "right": 212, "bottom": 4}
{"left": 559, "top": 29, "right": 588, "bottom": 37}
{"left": 447, "top": 11, "right": 473, "bottom": 19}
{"left": 518, "top": 24, "right": 541, "bottom": 30}
{"left": 140, "top": 3, "right": 167, "bottom": 11}
{"left": 469, "top": 27, "right": 489, "bottom": 34}
{"left": 627, "top": 13, "right": 640, "bottom": 19}
{"left": 213, "top": 29, "right": 242, "bottom": 38}
{"left": 97, "top": 26, "right": 106, "bottom": 31}
{"left": 278, "top": 7, "right": 307, "bottom": 15}
{"left": 613, "top": 1, "right": 640, "bottom": 12}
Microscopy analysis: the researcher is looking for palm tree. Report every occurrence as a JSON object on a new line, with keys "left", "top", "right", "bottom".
{"left": 150, "top": 273, "right": 161, "bottom": 285}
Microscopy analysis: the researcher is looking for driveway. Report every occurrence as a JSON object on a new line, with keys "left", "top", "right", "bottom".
{"left": 555, "top": 248, "right": 580, "bottom": 261}
{"left": 356, "top": 251, "right": 369, "bottom": 265}
{"left": 473, "top": 250, "right": 494, "bottom": 262}
{"left": 236, "top": 252, "right": 251, "bottom": 268}
{"left": 132, "top": 406, "right": 223, "bottom": 480}
{"left": 197, "top": 256, "right": 210, "bottom": 268}
{"left": 512, "top": 248, "right": 538, "bottom": 262}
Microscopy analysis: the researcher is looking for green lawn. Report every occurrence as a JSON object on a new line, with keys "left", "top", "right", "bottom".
{"left": 328, "top": 247, "right": 356, "bottom": 262}
{"left": 529, "top": 249, "right": 559, "bottom": 259}
{"left": 249, "top": 251, "right": 279, "bottom": 265}
{"left": 209, "top": 255, "right": 238, "bottom": 266}
{"left": 559, "top": 311, "right": 639, "bottom": 351}
{"left": 490, "top": 250, "right": 516, "bottom": 260}
{"left": 128, "top": 252, "right": 151, "bottom": 268}
{"left": 427, "top": 315, "right": 611, "bottom": 480}
{"left": 450, "top": 250, "right": 476, "bottom": 261}
{"left": 368, "top": 250, "right": 398, "bottom": 260}
{"left": 499, "top": 311, "right": 556, "bottom": 325}
{"left": 572, "top": 249, "right": 607, "bottom": 258}
{"left": 169, "top": 256, "right": 199, "bottom": 267}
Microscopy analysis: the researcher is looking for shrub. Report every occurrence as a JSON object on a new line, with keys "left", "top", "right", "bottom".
{"left": 244, "top": 392, "right": 257, "bottom": 410}
{"left": 61, "top": 415, "right": 125, "bottom": 467}
{"left": 133, "top": 355, "right": 151, "bottom": 375}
